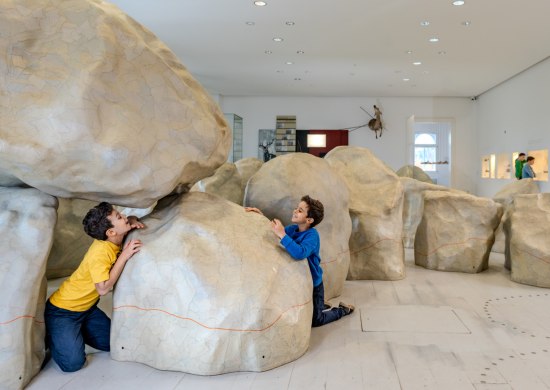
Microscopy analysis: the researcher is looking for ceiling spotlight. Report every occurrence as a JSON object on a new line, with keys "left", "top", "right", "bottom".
{"left": 462, "top": 21, "right": 471, "bottom": 26}
{"left": 254, "top": 1, "right": 267, "bottom": 6}
{"left": 273, "top": 37, "right": 284, "bottom": 42}
{"left": 413, "top": 61, "right": 422, "bottom": 66}
{"left": 452, "top": 0, "right": 465, "bottom": 5}
{"left": 438, "top": 51, "right": 447, "bottom": 55}
{"left": 285, "top": 21, "right": 295, "bottom": 26}
{"left": 420, "top": 21, "right": 430, "bottom": 27}
{"left": 403, "top": 78, "right": 411, "bottom": 82}
{"left": 264, "top": 50, "right": 272, "bottom": 54}
{"left": 429, "top": 37, "right": 439, "bottom": 43}
{"left": 245, "top": 21, "right": 255, "bottom": 26}
{"left": 297, "top": 50, "right": 305, "bottom": 54}
{"left": 406, "top": 50, "right": 413, "bottom": 54}
{"left": 286, "top": 61, "right": 293, "bottom": 65}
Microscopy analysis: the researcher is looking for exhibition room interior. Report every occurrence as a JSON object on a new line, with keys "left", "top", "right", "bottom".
{"left": 8, "top": 0, "right": 550, "bottom": 389}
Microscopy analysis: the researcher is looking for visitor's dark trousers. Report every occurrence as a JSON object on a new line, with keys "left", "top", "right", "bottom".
{"left": 45, "top": 299, "right": 110, "bottom": 372}
{"left": 312, "top": 282, "right": 344, "bottom": 327}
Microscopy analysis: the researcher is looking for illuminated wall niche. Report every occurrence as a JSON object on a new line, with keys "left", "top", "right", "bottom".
{"left": 527, "top": 149, "right": 549, "bottom": 182}
{"left": 496, "top": 153, "right": 511, "bottom": 179}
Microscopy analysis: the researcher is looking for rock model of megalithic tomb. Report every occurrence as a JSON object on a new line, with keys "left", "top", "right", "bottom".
{"left": 325, "top": 146, "right": 405, "bottom": 281}
{"left": 415, "top": 191, "right": 503, "bottom": 273}
{"left": 507, "top": 194, "right": 550, "bottom": 288}
{"left": 235, "top": 157, "right": 264, "bottom": 193}
{"left": 491, "top": 179, "right": 539, "bottom": 260}
{"left": 396, "top": 165, "right": 434, "bottom": 184}
{"left": 0, "top": 0, "right": 232, "bottom": 384}
{"left": 243, "top": 153, "right": 352, "bottom": 300}
{"left": 0, "top": 188, "right": 57, "bottom": 390}
{"left": 111, "top": 192, "right": 313, "bottom": 375}
{"left": 0, "top": 0, "right": 231, "bottom": 209}
{"left": 191, "top": 162, "right": 245, "bottom": 205}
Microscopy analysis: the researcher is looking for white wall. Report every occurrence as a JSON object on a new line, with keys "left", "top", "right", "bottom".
{"left": 476, "top": 57, "right": 550, "bottom": 197}
{"left": 220, "top": 96, "right": 476, "bottom": 193}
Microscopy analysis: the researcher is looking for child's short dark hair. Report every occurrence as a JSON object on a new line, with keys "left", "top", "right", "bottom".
{"left": 519, "top": 153, "right": 526, "bottom": 157}
{"left": 301, "top": 195, "right": 324, "bottom": 228}
{"left": 82, "top": 202, "right": 114, "bottom": 240}
{"left": 527, "top": 156, "right": 535, "bottom": 162}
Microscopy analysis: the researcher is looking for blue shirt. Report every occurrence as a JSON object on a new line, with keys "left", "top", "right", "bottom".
{"left": 522, "top": 163, "right": 535, "bottom": 179}
{"left": 280, "top": 225, "right": 323, "bottom": 287}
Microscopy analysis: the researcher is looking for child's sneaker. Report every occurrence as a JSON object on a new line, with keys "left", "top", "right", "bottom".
{"left": 339, "top": 302, "right": 355, "bottom": 315}
{"left": 323, "top": 302, "right": 332, "bottom": 310}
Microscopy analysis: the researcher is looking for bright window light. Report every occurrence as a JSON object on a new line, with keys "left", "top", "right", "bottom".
{"left": 307, "top": 134, "right": 326, "bottom": 148}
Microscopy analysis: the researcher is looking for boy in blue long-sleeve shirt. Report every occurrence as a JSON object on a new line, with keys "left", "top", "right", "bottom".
{"left": 246, "top": 195, "right": 354, "bottom": 327}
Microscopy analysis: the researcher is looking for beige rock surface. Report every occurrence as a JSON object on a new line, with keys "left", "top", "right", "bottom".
{"left": 325, "top": 146, "right": 405, "bottom": 281}
{"left": 46, "top": 198, "right": 95, "bottom": 279}
{"left": 0, "top": 0, "right": 230, "bottom": 208}
{"left": 396, "top": 165, "right": 434, "bottom": 183}
{"left": 508, "top": 194, "right": 550, "bottom": 288}
{"left": 0, "top": 188, "right": 57, "bottom": 389}
{"left": 235, "top": 157, "right": 263, "bottom": 192}
{"left": 191, "top": 163, "right": 244, "bottom": 205}
{"left": 415, "top": 191, "right": 503, "bottom": 273}
{"left": 492, "top": 179, "right": 539, "bottom": 258}
{"left": 400, "top": 177, "right": 452, "bottom": 248}
{"left": 244, "top": 153, "right": 352, "bottom": 299}
{"left": 111, "top": 192, "right": 312, "bottom": 374}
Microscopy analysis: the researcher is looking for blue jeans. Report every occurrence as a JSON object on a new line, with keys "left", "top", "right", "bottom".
{"left": 45, "top": 300, "right": 110, "bottom": 372}
{"left": 312, "top": 282, "right": 344, "bottom": 327}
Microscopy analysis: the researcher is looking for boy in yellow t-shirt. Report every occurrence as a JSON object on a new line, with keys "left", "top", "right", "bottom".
{"left": 45, "top": 202, "right": 144, "bottom": 372}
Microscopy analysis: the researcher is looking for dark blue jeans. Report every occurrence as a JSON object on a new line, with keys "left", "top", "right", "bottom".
{"left": 45, "top": 299, "right": 110, "bottom": 372}
{"left": 312, "top": 282, "right": 344, "bottom": 327}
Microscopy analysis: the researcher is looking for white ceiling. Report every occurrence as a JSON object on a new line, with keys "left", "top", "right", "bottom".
{"left": 109, "top": 0, "right": 550, "bottom": 98}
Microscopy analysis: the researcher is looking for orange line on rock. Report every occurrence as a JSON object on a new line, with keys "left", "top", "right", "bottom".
{"left": 350, "top": 237, "right": 403, "bottom": 255}
{"left": 113, "top": 298, "right": 312, "bottom": 333}
{"left": 516, "top": 248, "right": 550, "bottom": 265}
{"left": 414, "top": 237, "right": 490, "bottom": 257}
{"left": 0, "top": 315, "right": 44, "bottom": 325}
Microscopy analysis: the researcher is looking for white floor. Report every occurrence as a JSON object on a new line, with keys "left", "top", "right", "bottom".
{"left": 28, "top": 249, "right": 550, "bottom": 390}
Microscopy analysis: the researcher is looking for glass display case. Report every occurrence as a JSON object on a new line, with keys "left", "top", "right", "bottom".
{"left": 224, "top": 113, "right": 243, "bottom": 162}
{"left": 496, "top": 153, "right": 511, "bottom": 179}
{"left": 481, "top": 155, "right": 491, "bottom": 178}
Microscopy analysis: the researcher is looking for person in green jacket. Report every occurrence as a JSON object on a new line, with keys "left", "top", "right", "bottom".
{"left": 515, "top": 153, "right": 526, "bottom": 179}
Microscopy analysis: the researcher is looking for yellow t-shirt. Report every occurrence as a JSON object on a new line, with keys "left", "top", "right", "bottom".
{"left": 49, "top": 240, "right": 121, "bottom": 312}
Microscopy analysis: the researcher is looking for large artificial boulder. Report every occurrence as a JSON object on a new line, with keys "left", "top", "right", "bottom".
{"left": 400, "top": 177, "right": 453, "bottom": 248}
{"left": 46, "top": 198, "right": 95, "bottom": 279}
{"left": 0, "top": 0, "right": 230, "bottom": 208}
{"left": 244, "top": 153, "right": 352, "bottom": 299}
{"left": 0, "top": 188, "right": 57, "bottom": 389}
{"left": 191, "top": 163, "right": 244, "bottom": 205}
{"left": 325, "top": 146, "right": 405, "bottom": 281}
{"left": 396, "top": 165, "right": 434, "bottom": 183}
{"left": 507, "top": 194, "right": 550, "bottom": 288}
{"left": 415, "top": 191, "right": 503, "bottom": 273}
{"left": 111, "top": 192, "right": 312, "bottom": 374}
{"left": 491, "top": 179, "right": 539, "bottom": 258}
{"left": 235, "top": 157, "right": 263, "bottom": 192}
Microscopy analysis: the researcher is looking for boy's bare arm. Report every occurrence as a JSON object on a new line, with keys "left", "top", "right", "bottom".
{"left": 95, "top": 239, "right": 142, "bottom": 296}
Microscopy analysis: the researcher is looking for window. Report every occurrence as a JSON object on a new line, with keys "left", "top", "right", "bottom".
{"left": 414, "top": 132, "right": 437, "bottom": 171}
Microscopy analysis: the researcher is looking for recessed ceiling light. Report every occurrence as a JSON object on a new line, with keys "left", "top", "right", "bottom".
{"left": 403, "top": 78, "right": 411, "bottom": 82}
{"left": 452, "top": 0, "right": 465, "bottom": 5}
{"left": 286, "top": 61, "right": 293, "bottom": 65}
{"left": 420, "top": 21, "right": 430, "bottom": 27}
{"left": 245, "top": 21, "right": 255, "bottom": 26}
{"left": 406, "top": 50, "right": 413, "bottom": 54}
{"left": 413, "top": 61, "right": 422, "bottom": 66}
{"left": 429, "top": 37, "right": 439, "bottom": 43}
{"left": 296, "top": 50, "right": 305, "bottom": 54}
{"left": 273, "top": 37, "right": 284, "bottom": 42}
{"left": 438, "top": 51, "right": 446, "bottom": 55}
{"left": 462, "top": 21, "right": 471, "bottom": 26}
{"left": 254, "top": 1, "right": 267, "bottom": 6}
{"left": 264, "top": 50, "right": 272, "bottom": 54}
{"left": 285, "top": 21, "right": 295, "bottom": 26}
